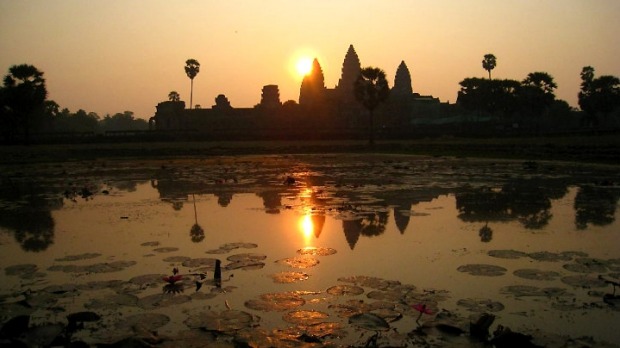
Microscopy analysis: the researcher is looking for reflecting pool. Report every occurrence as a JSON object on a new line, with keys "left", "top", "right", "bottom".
{"left": 1, "top": 154, "right": 619, "bottom": 347}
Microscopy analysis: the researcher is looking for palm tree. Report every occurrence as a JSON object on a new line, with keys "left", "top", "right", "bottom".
{"left": 482, "top": 54, "right": 497, "bottom": 79}
{"left": 184, "top": 59, "right": 200, "bottom": 109}
{"left": 354, "top": 67, "right": 390, "bottom": 145}
{"left": 189, "top": 194, "right": 204, "bottom": 243}
{"left": 168, "top": 91, "right": 180, "bottom": 102}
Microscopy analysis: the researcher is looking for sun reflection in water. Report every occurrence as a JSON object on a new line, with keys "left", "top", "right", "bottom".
{"left": 299, "top": 214, "right": 314, "bottom": 246}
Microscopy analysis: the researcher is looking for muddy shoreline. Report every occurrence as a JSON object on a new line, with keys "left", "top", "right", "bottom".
{"left": 1, "top": 135, "right": 619, "bottom": 165}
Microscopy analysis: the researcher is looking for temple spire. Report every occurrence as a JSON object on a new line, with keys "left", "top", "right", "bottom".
{"left": 299, "top": 58, "right": 326, "bottom": 106}
{"left": 392, "top": 60, "right": 413, "bottom": 97}
{"left": 336, "top": 44, "right": 361, "bottom": 103}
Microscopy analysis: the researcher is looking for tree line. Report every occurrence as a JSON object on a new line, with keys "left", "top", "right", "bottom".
{"left": 0, "top": 64, "right": 146, "bottom": 144}
{"left": 457, "top": 54, "right": 620, "bottom": 129}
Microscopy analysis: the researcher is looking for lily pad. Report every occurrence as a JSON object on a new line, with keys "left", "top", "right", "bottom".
{"left": 457, "top": 264, "right": 507, "bottom": 276}
{"left": 270, "top": 271, "right": 309, "bottom": 283}
{"left": 141, "top": 241, "right": 160, "bottom": 247}
{"left": 5, "top": 264, "right": 38, "bottom": 276}
{"left": 487, "top": 249, "right": 528, "bottom": 259}
{"left": 182, "top": 257, "right": 218, "bottom": 268}
{"left": 500, "top": 285, "right": 569, "bottom": 297}
{"left": 129, "top": 273, "right": 166, "bottom": 286}
{"left": 226, "top": 260, "right": 266, "bottom": 271}
{"left": 456, "top": 298, "right": 505, "bottom": 312}
{"left": 244, "top": 292, "right": 306, "bottom": 312}
{"left": 283, "top": 310, "right": 329, "bottom": 325}
{"left": 513, "top": 269, "right": 560, "bottom": 281}
{"left": 563, "top": 258, "right": 608, "bottom": 273}
{"left": 185, "top": 310, "right": 256, "bottom": 332}
{"left": 528, "top": 251, "right": 571, "bottom": 262}
{"left": 326, "top": 285, "right": 364, "bottom": 296}
{"left": 275, "top": 257, "right": 319, "bottom": 269}
{"left": 337, "top": 276, "right": 402, "bottom": 291}
{"left": 348, "top": 313, "right": 390, "bottom": 331}
{"left": 163, "top": 256, "right": 192, "bottom": 263}
{"left": 561, "top": 275, "right": 607, "bottom": 288}
{"left": 55, "top": 253, "right": 101, "bottom": 261}
{"left": 115, "top": 313, "right": 170, "bottom": 330}
{"left": 297, "top": 247, "right": 337, "bottom": 256}
{"left": 138, "top": 293, "right": 192, "bottom": 309}
{"left": 153, "top": 247, "right": 179, "bottom": 253}
{"left": 227, "top": 253, "right": 267, "bottom": 262}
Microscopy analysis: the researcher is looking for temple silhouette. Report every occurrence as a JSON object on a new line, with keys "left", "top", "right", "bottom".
{"left": 150, "top": 45, "right": 450, "bottom": 140}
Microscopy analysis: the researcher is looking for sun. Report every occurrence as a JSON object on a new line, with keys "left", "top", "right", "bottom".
{"left": 295, "top": 57, "right": 313, "bottom": 77}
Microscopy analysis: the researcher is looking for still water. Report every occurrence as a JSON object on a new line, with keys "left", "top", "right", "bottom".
{"left": 1, "top": 154, "right": 619, "bottom": 347}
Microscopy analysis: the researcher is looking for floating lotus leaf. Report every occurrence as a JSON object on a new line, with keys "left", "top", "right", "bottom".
{"left": 48, "top": 261, "right": 136, "bottom": 273}
{"left": 563, "top": 258, "right": 609, "bottom": 273}
{"left": 560, "top": 251, "right": 589, "bottom": 259}
{"left": 182, "top": 257, "right": 218, "bottom": 268}
{"left": 55, "top": 253, "right": 101, "bottom": 261}
{"left": 163, "top": 256, "right": 192, "bottom": 263}
{"left": 21, "top": 323, "right": 65, "bottom": 347}
{"left": 153, "top": 247, "right": 179, "bottom": 253}
{"left": 513, "top": 269, "right": 560, "bottom": 281}
{"left": 226, "top": 260, "right": 265, "bottom": 271}
{"left": 348, "top": 313, "right": 390, "bottom": 331}
{"left": 456, "top": 298, "right": 505, "bottom": 312}
{"left": 366, "top": 290, "right": 405, "bottom": 302}
{"left": 337, "top": 276, "right": 401, "bottom": 290}
{"left": 326, "top": 285, "right": 364, "bottom": 296}
{"left": 138, "top": 293, "right": 191, "bottom": 309}
{"left": 528, "top": 251, "right": 571, "bottom": 262}
{"left": 129, "top": 273, "right": 165, "bottom": 286}
{"left": 500, "top": 285, "right": 569, "bottom": 297}
{"left": 305, "top": 321, "right": 345, "bottom": 338}
{"left": 282, "top": 310, "right": 329, "bottom": 325}
{"left": 43, "top": 283, "right": 78, "bottom": 294}
{"left": 4, "top": 264, "right": 38, "bottom": 276}
{"left": 457, "top": 264, "right": 507, "bottom": 276}
{"left": 205, "top": 248, "right": 230, "bottom": 254}
{"left": 184, "top": 310, "right": 256, "bottom": 332}
{"left": 227, "top": 253, "right": 267, "bottom": 262}
{"left": 115, "top": 313, "right": 170, "bottom": 330}
{"left": 77, "top": 280, "right": 124, "bottom": 291}
{"left": 370, "top": 308, "right": 403, "bottom": 323}
{"left": 220, "top": 242, "right": 258, "bottom": 251}
{"left": 85, "top": 293, "right": 139, "bottom": 309}
{"left": 561, "top": 275, "right": 607, "bottom": 288}
{"left": 275, "top": 257, "right": 319, "bottom": 269}
{"left": 244, "top": 292, "right": 305, "bottom": 312}
{"left": 270, "top": 271, "right": 309, "bottom": 283}
{"left": 487, "top": 249, "right": 528, "bottom": 259}
{"left": 297, "top": 247, "right": 337, "bottom": 256}
{"left": 67, "top": 311, "right": 101, "bottom": 323}
{"left": 141, "top": 241, "right": 160, "bottom": 247}
{"left": 0, "top": 315, "right": 30, "bottom": 338}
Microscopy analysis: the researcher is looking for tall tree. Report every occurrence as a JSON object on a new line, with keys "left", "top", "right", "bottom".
{"left": 482, "top": 54, "right": 497, "bottom": 79}
{"left": 579, "top": 66, "right": 620, "bottom": 126}
{"left": 184, "top": 59, "right": 200, "bottom": 109}
{"left": 519, "top": 72, "right": 557, "bottom": 118}
{"left": 354, "top": 67, "right": 390, "bottom": 145}
{"left": 1, "top": 64, "right": 47, "bottom": 143}
{"left": 168, "top": 91, "right": 180, "bottom": 102}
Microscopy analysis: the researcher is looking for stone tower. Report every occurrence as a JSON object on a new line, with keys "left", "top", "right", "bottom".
{"left": 392, "top": 61, "right": 413, "bottom": 97}
{"left": 336, "top": 44, "right": 362, "bottom": 103}
{"left": 299, "top": 58, "right": 326, "bottom": 106}
{"left": 260, "top": 85, "right": 282, "bottom": 108}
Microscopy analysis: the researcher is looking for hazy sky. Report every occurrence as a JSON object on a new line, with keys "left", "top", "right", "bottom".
{"left": 1, "top": 1, "right": 619, "bottom": 120}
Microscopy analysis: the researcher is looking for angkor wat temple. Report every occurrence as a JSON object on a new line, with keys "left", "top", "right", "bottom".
{"left": 150, "top": 45, "right": 451, "bottom": 140}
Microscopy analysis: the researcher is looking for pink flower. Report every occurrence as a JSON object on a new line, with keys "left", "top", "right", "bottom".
{"left": 413, "top": 303, "right": 432, "bottom": 324}
{"left": 163, "top": 274, "right": 183, "bottom": 284}
{"left": 413, "top": 304, "right": 433, "bottom": 315}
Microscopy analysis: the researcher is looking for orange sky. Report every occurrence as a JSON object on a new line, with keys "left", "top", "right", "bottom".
{"left": 1, "top": 0, "right": 619, "bottom": 120}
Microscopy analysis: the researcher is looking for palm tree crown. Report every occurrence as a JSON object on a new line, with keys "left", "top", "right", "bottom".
{"left": 482, "top": 54, "right": 497, "bottom": 79}
{"left": 354, "top": 67, "right": 390, "bottom": 144}
{"left": 184, "top": 59, "right": 200, "bottom": 109}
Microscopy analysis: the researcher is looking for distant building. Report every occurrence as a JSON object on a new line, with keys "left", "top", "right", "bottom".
{"left": 150, "top": 44, "right": 448, "bottom": 139}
